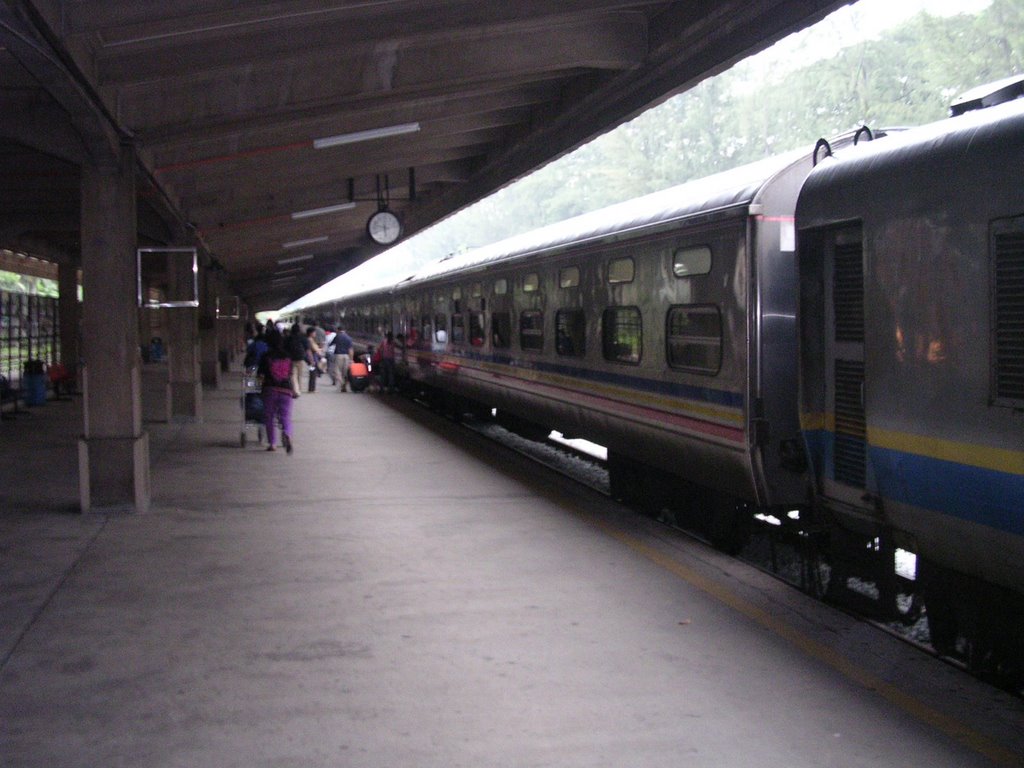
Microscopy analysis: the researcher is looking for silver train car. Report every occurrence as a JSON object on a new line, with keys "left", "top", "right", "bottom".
{"left": 299, "top": 86, "right": 1024, "bottom": 681}
{"left": 348, "top": 145, "right": 828, "bottom": 535}
{"left": 797, "top": 95, "right": 1024, "bottom": 670}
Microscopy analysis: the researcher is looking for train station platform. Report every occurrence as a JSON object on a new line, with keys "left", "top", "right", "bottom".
{"left": 1, "top": 367, "right": 1023, "bottom": 767}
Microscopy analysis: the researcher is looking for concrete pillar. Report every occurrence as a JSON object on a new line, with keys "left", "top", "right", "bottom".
{"left": 78, "top": 141, "right": 149, "bottom": 513}
{"left": 165, "top": 253, "right": 202, "bottom": 422}
{"left": 57, "top": 261, "right": 80, "bottom": 390}
{"left": 199, "top": 267, "right": 220, "bottom": 388}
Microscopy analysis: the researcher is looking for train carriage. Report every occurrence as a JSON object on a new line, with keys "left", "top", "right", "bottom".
{"left": 797, "top": 96, "right": 1024, "bottom": 667}
{"left": 384, "top": 146, "right": 835, "bottom": 527}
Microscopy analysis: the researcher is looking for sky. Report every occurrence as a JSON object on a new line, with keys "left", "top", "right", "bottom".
{"left": 279, "top": 0, "right": 994, "bottom": 314}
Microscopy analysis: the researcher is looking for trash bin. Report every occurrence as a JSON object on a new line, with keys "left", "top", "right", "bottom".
{"left": 23, "top": 360, "right": 46, "bottom": 406}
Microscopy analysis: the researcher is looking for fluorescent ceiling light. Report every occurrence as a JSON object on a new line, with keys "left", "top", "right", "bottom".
{"left": 291, "top": 201, "right": 357, "bottom": 220}
{"left": 274, "top": 266, "right": 304, "bottom": 275}
{"left": 277, "top": 253, "right": 315, "bottom": 265}
{"left": 313, "top": 122, "right": 420, "bottom": 149}
{"left": 282, "top": 236, "right": 328, "bottom": 249}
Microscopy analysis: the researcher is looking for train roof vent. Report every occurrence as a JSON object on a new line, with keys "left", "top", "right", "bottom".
{"left": 949, "top": 74, "right": 1024, "bottom": 116}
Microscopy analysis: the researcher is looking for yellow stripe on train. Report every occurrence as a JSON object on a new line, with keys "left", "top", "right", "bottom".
{"left": 799, "top": 411, "right": 1024, "bottom": 476}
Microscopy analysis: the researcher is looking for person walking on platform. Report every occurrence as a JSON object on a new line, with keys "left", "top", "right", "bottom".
{"left": 243, "top": 323, "right": 269, "bottom": 370}
{"left": 285, "top": 323, "right": 308, "bottom": 398}
{"left": 305, "top": 326, "right": 323, "bottom": 393}
{"left": 257, "top": 330, "right": 294, "bottom": 454}
{"left": 333, "top": 327, "right": 354, "bottom": 391}
{"left": 323, "top": 327, "right": 337, "bottom": 385}
{"left": 378, "top": 331, "right": 397, "bottom": 392}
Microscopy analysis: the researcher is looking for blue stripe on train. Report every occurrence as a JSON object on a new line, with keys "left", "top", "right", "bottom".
{"left": 802, "top": 430, "right": 1024, "bottom": 537}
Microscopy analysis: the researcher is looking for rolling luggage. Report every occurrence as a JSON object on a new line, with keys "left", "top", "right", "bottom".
{"left": 347, "top": 361, "right": 369, "bottom": 392}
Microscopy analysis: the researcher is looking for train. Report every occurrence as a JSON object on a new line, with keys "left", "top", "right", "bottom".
{"left": 287, "top": 78, "right": 1024, "bottom": 684}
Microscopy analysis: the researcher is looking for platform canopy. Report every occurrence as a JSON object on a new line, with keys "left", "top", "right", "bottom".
{"left": 0, "top": 0, "right": 844, "bottom": 311}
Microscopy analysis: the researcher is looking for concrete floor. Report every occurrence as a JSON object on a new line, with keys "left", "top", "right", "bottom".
{"left": 1, "top": 368, "right": 1023, "bottom": 767}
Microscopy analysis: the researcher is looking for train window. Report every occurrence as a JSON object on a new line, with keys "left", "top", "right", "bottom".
{"left": 434, "top": 314, "right": 447, "bottom": 343}
{"left": 556, "top": 309, "right": 586, "bottom": 357}
{"left": 492, "top": 311, "right": 511, "bottom": 348}
{"left": 667, "top": 305, "right": 722, "bottom": 374}
{"left": 494, "top": 278, "right": 508, "bottom": 295}
{"left": 602, "top": 307, "right": 642, "bottom": 364}
{"left": 520, "top": 310, "right": 544, "bottom": 351}
{"left": 451, "top": 314, "right": 465, "bottom": 344}
{"left": 421, "top": 316, "right": 433, "bottom": 348}
{"left": 673, "top": 246, "right": 712, "bottom": 277}
{"left": 469, "top": 312, "right": 485, "bottom": 347}
{"left": 559, "top": 266, "right": 580, "bottom": 289}
{"left": 523, "top": 273, "right": 540, "bottom": 293}
{"left": 607, "top": 257, "right": 634, "bottom": 284}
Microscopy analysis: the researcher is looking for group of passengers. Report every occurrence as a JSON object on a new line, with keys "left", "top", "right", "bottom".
{"left": 243, "top": 320, "right": 366, "bottom": 454}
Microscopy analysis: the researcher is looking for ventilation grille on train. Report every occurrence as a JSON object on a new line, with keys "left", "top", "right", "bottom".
{"left": 833, "top": 243, "right": 864, "bottom": 342}
{"left": 995, "top": 231, "right": 1024, "bottom": 402}
{"left": 834, "top": 360, "right": 866, "bottom": 487}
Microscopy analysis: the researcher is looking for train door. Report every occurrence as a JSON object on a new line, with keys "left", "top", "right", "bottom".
{"left": 801, "top": 224, "right": 876, "bottom": 515}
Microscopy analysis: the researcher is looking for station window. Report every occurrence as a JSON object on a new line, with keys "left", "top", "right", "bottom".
{"left": 492, "top": 311, "right": 512, "bottom": 348}
{"left": 607, "top": 257, "right": 634, "bottom": 284}
{"left": 494, "top": 278, "right": 508, "bottom": 295}
{"left": 523, "top": 272, "right": 540, "bottom": 293}
{"left": 555, "top": 309, "right": 586, "bottom": 357}
{"left": 451, "top": 313, "right": 465, "bottom": 343}
{"left": 471, "top": 282, "right": 482, "bottom": 299}
{"left": 520, "top": 310, "right": 544, "bottom": 351}
{"left": 469, "top": 312, "right": 485, "bottom": 347}
{"left": 667, "top": 305, "right": 722, "bottom": 374}
{"left": 673, "top": 245, "right": 712, "bottom": 277}
{"left": 559, "top": 266, "right": 580, "bottom": 289}
{"left": 434, "top": 313, "right": 447, "bottom": 344}
{"left": 602, "top": 306, "right": 642, "bottom": 364}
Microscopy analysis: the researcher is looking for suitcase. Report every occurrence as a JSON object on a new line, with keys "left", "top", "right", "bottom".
{"left": 348, "top": 362, "right": 369, "bottom": 392}
{"left": 244, "top": 392, "right": 265, "bottom": 422}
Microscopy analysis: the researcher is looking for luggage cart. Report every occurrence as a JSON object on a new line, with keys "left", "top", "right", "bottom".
{"left": 240, "top": 366, "right": 265, "bottom": 447}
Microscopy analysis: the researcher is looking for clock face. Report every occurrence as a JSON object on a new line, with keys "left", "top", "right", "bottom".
{"left": 367, "top": 210, "right": 402, "bottom": 245}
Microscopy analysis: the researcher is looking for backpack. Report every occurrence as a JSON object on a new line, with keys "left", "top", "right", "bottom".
{"left": 267, "top": 356, "right": 292, "bottom": 388}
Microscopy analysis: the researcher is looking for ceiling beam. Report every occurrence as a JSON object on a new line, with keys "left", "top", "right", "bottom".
{"left": 0, "top": 3, "right": 120, "bottom": 161}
